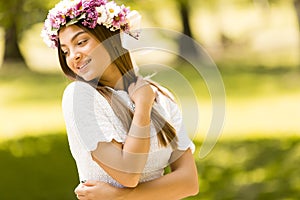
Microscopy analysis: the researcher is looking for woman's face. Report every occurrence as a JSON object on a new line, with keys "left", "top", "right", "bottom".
{"left": 59, "top": 25, "right": 113, "bottom": 81}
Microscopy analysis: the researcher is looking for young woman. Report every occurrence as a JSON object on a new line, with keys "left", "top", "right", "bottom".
{"left": 41, "top": 0, "right": 198, "bottom": 199}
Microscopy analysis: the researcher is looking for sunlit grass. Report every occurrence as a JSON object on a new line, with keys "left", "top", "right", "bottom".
{"left": 0, "top": 2, "right": 297, "bottom": 143}
{"left": 1, "top": 135, "right": 299, "bottom": 199}
{"left": 0, "top": 103, "right": 64, "bottom": 140}
{"left": 0, "top": 68, "right": 68, "bottom": 140}
{"left": 222, "top": 95, "right": 300, "bottom": 137}
{"left": 1, "top": 63, "right": 299, "bottom": 142}
{"left": 173, "top": 65, "right": 300, "bottom": 140}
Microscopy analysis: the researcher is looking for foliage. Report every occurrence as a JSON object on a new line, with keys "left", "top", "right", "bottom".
{"left": 0, "top": 0, "right": 60, "bottom": 64}
{"left": 188, "top": 136, "right": 300, "bottom": 200}
{"left": 0, "top": 134, "right": 78, "bottom": 200}
{"left": 0, "top": 134, "right": 299, "bottom": 199}
{"left": 0, "top": 0, "right": 51, "bottom": 33}
{"left": 195, "top": 0, "right": 292, "bottom": 11}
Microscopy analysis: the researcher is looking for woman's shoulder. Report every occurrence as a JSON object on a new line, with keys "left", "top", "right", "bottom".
{"left": 62, "top": 81, "right": 106, "bottom": 105}
{"left": 63, "top": 81, "right": 102, "bottom": 96}
{"left": 151, "top": 83, "right": 180, "bottom": 117}
{"left": 61, "top": 81, "right": 116, "bottom": 123}
{"left": 63, "top": 81, "right": 95, "bottom": 93}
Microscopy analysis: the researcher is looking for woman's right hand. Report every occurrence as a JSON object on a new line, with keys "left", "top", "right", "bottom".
{"left": 75, "top": 149, "right": 199, "bottom": 200}
{"left": 128, "top": 76, "right": 155, "bottom": 110}
{"left": 75, "top": 180, "right": 125, "bottom": 200}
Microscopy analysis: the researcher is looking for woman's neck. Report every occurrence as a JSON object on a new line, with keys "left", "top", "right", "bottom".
{"left": 99, "top": 63, "right": 124, "bottom": 90}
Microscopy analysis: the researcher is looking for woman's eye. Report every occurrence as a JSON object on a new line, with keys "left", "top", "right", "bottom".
{"left": 77, "top": 39, "right": 88, "bottom": 46}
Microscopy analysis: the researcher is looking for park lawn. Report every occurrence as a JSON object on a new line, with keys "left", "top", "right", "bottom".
{"left": 0, "top": 69, "right": 68, "bottom": 140}
{"left": 0, "top": 134, "right": 299, "bottom": 199}
{"left": 1, "top": 64, "right": 299, "bottom": 140}
{"left": 0, "top": 64, "right": 300, "bottom": 199}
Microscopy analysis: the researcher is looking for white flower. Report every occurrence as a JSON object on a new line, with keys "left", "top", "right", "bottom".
{"left": 126, "top": 10, "right": 141, "bottom": 31}
{"left": 126, "top": 10, "right": 141, "bottom": 38}
{"left": 41, "top": 29, "right": 55, "bottom": 48}
{"left": 41, "top": 0, "right": 141, "bottom": 48}
{"left": 96, "top": 5, "right": 108, "bottom": 24}
{"left": 105, "top": 1, "right": 121, "bottom": 18}
{"left": 103, "top": 16, "right": 113, "bottom": 28}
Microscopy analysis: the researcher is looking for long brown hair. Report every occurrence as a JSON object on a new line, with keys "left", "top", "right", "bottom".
{"left": 58, "top": 23, "right": 178, "bottom": 149}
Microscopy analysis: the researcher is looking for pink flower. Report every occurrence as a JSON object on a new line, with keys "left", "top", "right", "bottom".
{"left": 41, "top": 0, "right": 141, "bottom": 48}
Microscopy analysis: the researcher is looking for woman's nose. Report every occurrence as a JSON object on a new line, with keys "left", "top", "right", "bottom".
{"left": 70, "top": 51, "right": 82, "bottom": 63}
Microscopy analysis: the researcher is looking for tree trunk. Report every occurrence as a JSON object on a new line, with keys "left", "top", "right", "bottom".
{"left": 294, "top": 0, "right": 300, "bottom": 29}
{"left": 178, "top": 0, "right": 199, "bottom": 59}
{"left": 293, "top": 0, "right": 300, "bottom": 67}
{"left": 180, "top": 0, "right": 193, "bottom": 38}
{"left": 3, "top": 21, "right": 27, "bottom": 68}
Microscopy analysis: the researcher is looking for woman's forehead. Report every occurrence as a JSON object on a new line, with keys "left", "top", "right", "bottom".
{"left": 59, "top": 25, "right": 86, "bottom": 43}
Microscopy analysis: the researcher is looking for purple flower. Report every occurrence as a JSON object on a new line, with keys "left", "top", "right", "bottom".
{"left": 72, "top": 1, "right": 83, "bottom": 17}
{"left": 41, "top": 0, "right": 141, "bottom": 48}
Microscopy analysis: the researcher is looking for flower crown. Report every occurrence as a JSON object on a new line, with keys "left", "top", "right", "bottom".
{"left": 41, "top": 0, "right": 141, "bottom": 48}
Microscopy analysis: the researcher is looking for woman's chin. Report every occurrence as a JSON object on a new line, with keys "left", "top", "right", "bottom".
{"left": 81, "top": 74, "right": 100, "bottom": 83}
{"left": 80, "top": 73, "right": 95, "bottom": 82}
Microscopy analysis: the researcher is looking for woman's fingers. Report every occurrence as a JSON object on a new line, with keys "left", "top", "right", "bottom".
{"left": 74, "top": 184, "right": 86, "bottom": 199}
{"left": 129, "top": 77, "right": 148, "bottom": 97}
{"left": 83, "top": 180, "right": 98, "bottom": 186}
{"left": 129, "top": 77, "right": 153, "bottom": 99}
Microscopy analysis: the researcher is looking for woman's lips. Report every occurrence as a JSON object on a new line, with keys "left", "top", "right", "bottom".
{"left": 77, "top": 59, "right": 91, "bottom": 72}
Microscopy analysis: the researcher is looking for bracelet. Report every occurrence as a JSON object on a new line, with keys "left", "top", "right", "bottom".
{"left": 128, "top": 123, "right": 151, "bottom": 139}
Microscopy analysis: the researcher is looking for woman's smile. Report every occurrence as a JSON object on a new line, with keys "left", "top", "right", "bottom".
{"left": 59, "top": 26, "right": 108, "bottom": 81}
{"left": 77, "top": 58, "right": 92, "bottom": 72}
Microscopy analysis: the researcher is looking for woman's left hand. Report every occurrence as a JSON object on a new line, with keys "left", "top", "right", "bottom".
{"left": 128, "top": 76, "right": 155, "bottom": 109}
{"left": 74, "top": 180, "right": 125, "bottom": 200}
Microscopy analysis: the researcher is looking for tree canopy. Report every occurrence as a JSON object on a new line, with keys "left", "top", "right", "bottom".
{"left": 0, "top": 0, "right": 56, "bottom": 67}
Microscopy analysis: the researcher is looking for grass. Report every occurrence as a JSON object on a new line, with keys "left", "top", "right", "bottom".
{"left": 0, "top": 134, "right": 78, "bottom": 200}
{"left": 191, "top": 137, "right": 300, "bottom": 200}
{"left": 0, "top": 62, "right": 300, "bottom": 199}
{"left": 1, "top": 64, "right": 300, "bottom": 140}
{"left": 0, "top": 1, "right": 299, "bottom": 198}
{"left": 0, "top": 135, "right": 299, "bottom": 199}
{"left": 145, "top": 62, "right": 300, "bottom": 139}
{"left": 0, "top": 67, "right": 69, "bottom": 140}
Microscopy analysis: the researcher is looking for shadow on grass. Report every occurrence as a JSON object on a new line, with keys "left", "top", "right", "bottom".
{"left": 189, "top": 137, "right": 300, "bottom": 200}
{"left": 1, "top": 134, "right": 300, "bottom": 199}
{"left": 0, "top": 133, "right": 78, "bottom": 200}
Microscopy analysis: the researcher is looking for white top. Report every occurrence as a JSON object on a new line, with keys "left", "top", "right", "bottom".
{"left": 62, "top": 81, "right": 195, "bottom": 188}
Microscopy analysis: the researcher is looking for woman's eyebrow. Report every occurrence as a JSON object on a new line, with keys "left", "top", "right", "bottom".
{"left": 61, "top": 31, "right": 86, "bottom": 47}
{"left": 71, "top": 31, "right": 86, "bottom": 42}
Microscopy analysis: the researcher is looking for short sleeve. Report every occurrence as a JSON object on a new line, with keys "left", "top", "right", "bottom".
{"left": 156, "top": 88, "right": 195, "bottom": 153}
{"left": 169, "top": 99, "right": 196, "bottom": 153}
{"left": 62, "top": 81, "right": 125, "bottom": 151}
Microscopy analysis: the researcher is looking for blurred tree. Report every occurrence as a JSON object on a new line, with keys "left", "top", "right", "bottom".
{"left": 178, "top": 0, "right": 193, "bottom": 38}
{"left": 294, "top": 1, "right": 300, "bottom": 35}
{"left": 0, "top": 0, "right": 54, "bottom": 69}
{"left": 177, "top": 0, "right": 199, "bottom": 58}
{"left": 293, "top": 0, "right": 300, "bottom": 67}
{"left": 118, "top": 0, "right": 200, "bottom": 57}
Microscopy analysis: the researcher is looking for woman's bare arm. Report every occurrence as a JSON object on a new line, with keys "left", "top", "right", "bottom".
{"left": 91, "top": 77, "right": 155, "bottom": 187}
{"left": 76, "top": 148, "right": 199, "bottom": 200}
{"left": 122, "top": 148, "right": 199, "bottom": 200}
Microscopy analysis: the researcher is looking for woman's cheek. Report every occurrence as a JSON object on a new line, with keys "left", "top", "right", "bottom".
{"left": 65, "top": 59, "right": 74, "bottom": 71}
